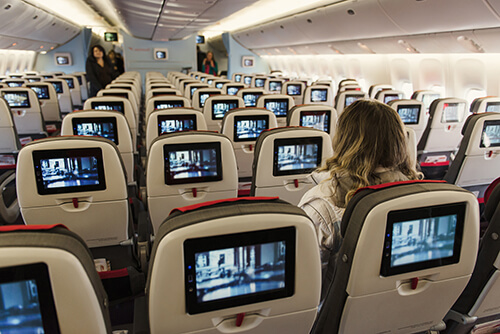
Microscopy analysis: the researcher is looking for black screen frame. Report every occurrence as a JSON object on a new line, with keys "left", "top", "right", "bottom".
{"left": 265, "top": 99, "right": 289, "bottom": 118}
{"left": 299, "top": 110, "right": 331, "bottom": 134}
{"left": 154, "top": 100, "right": 185, "bottom": 110}
{"left": 310, "top": 88, "right": 328, "bottom": 102}
{"left": 27, "top": 85, "right": 50, "bottom": 100}
{"left": 212, "top": 100, "right": 239, "bottom": 120}
{"left": 157, "top": 114, "right": 197, "bottom": 136}
{"left": 90, "top": 101, "right": 124, "bottom": 113}
{"left": 233, "top": 114, "right": 269, "bottom": 142}
{"left": 480, "top": 120, "right": 500, "bottom": 148}
{"left": 287, "top": 84, "right": 302, "bottom": 96}
{"left": 273, "top": 137, "right": 323, "bottom": 176}
{"left": 397, "top": 104, "right": 421, "bottom": 125}
{"left": 1, "top": 91, "right": 31, "bottom": 108}
{"left": 72, "top": 117, "right": 119, "bottom": 145}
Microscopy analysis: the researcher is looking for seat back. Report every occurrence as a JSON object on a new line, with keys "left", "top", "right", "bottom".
{"left": 0, "top": 87, "right": 47, "bottom": 141}
{"left": 374, "top": 89, "right": 405, "bottom": 104}
{"left": 388, "top": 99, "right": 427, "bottom": 142}
{"left": 237, "top": 88, "right": 265, "bottom": 107}
{"left": 303, "top": 85, "right": 334, "bottom": 106}
{"left": 256, "top": 94, "right": 295, "bottom": 127}
{"left": 251, "top": 127, "right": 333, "bottom": 205}
{"left": 0, "top": 224, "right": 112, "bottom": 333}
{"left": 221, "top": 108, "right": 278, "bottom": 179}
{"left": 183, "top": 83, "right": 210, "bottom": 100}
{"left": 73, "top": 72, "right": 89, "bottom": 101}
{"left": 17, "top": 137, "right": 130, "bottom": 248}
{"left": 418, "top": 97, "right": 468, "bottom": 154}
{"left": 251, "top": 76, "right": 267, "bottom": 89}
{"left": 145, "top": 95, "right": 192, "bottom": 122}
{"left": 146, "top": 131, "right": 238, "bottom": 233}
{"left": 147, "top": 197, "right": 321, "bottom": 334}
{"left": 282, "top": 81, "right": 306, "bottom": 105}
{"left": 25, "top": 82, "right": 62, "bottom": 125}
{"left": 191, "top": 88, "right": 222, "bottom": 111}
{"left": 4, "top": 79, "right": 27, "bottom": 87}
{"left": 43, "top": 79, "right": 73, "bottom": 114}
{"left": 203, "top": 95, "right": 245, "bottom": 132}
{"left": 211, "top": 79, "right": 231, "bottom": 89}
{"left": 84, "top": 96, "right": 137, "bottom": 151}
{"left": 146, "top": 108, "right": 208, "bottom": 151}
{"left": 222, "top": 83, "right": 245, "bottom": 96}
{"left": 334, "top": 90, "right": 368, "bottom": 114}
{"left": 405, "top": 126, "right": 418, "bottom": 170}
{"left": 232, "top": 72, "right": 244, "bottom": 82}
{"left": 242, "top": 74, "right": 254, "bottom": 87}
{"left": 61, "top": 110, "right": 135, "bottom": 185}
{"left": 368, "top": 84, "right": 394, "bottom": 99}
{"left": 106, "top": 83, "right": 140, "bottom": 106}
{"left": 444, "top": 112, "right": 500, "bottom": 197}
{"left": 287, "top": 105, "right": 338, "bottom": 138}
{"left": 60, "top": 75, "right": 82, "bottom": 108}
{"left": 0, "top": 97, "right": 21, "bottom": 154}
{"left": 145, "top": 88, "right": 182, "bottom": 102}
{"left": 469, "top": 96, "right": 500, "bottom": 114}
{"left": 97, "top": 88, "right": 139, "bottom": 123}
{"left": 312, "top": 181, "right": 479, "bottom": 334}
{"left": 411, "top": 90, "right": 442, "bottom": 112}
{"left": 265, "top": 78, "right": 284, "bottom": 94}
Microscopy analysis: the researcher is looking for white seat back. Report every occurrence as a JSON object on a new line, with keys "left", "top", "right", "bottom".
{"left": 25, "top": 82, "right": 62, "bottom": 124}
{"left": 256, "top": 94, "right": 296, "bottom": 127}
{"left": 191, "top": 88, "right": 222, "bottom": 111}
{"left": 60, "top": 75, "right": 82, "bottom": 107}
{"left": 203, "top": 95, "right": 245, "bottom": 132}
{"left": 43, "top": 79, "right": 73, "bottom": 114}
{"left": 0, "top": 98, "right": 21, "bottom": 154}
{"left": 368, "top": 84, "right": 394, "bottom": 99}
{"left": 237, "top": 88, "right": 266, "bottom": 107}
{"left": 303, "top": 85, "right": 334, "bottom": 106}
{"left": 287, "top": 105, "right": 338, "bottom": 138}
{"left": 470, "top": 96, "right": 500, "bottom": 114}
{"left": 334, "top": 91, "right": 368, "bottom": 114}
{"left": 282, "top": 81, "right": 306, "bottom": 105}
{"left": 374, "top": 89, "right": 405, "bottom": 104}
{"left": 145, "top": 95, "right": 192, "bottom": 123}
{"left": 388, "top": 99, "right": 427, "bottom": 142}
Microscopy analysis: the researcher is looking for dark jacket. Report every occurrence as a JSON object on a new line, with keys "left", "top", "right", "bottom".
{"left": 86, "top": 58, "right": 117, "bottom": 97}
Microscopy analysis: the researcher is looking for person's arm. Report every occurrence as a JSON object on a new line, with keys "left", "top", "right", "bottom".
{"left": 212, "top": 61, "right": 218, "bottom": 75}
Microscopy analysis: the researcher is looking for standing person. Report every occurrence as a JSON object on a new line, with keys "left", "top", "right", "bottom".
{"left": 108, "top": 50, "right": 124, "bottom": 75}
{"left": 202, "top": 51, "right": 218, "bottom": 76}
{"left": 85, "top": 45, "right": 117, "bottom": 97}
{"left": 298, "top": 99, "right": 421, "bottom": 280}
{"left": 197, "top": 46, "right": 206, "bottom": 72}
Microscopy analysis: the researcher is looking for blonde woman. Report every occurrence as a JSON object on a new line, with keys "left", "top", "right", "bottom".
{"left": 299, "top": 99, "right": 421, "bottom": 275}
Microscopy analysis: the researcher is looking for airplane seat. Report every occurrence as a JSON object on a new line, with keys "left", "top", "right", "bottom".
{"left": 60, "top": 110, "right": 136, "bottom": 186}
{"left": 105, "top": 83, "right": 140, "bottom": 107}
{"left": 59, "top": 75, "right": 82, "bottom": 109}
{"left": 265, "top": 78, "right": 284, "bottom": 94}
{"left": 220, "top": 108, "right": 278, "bottom": 192}
{"left": 286, "top": 104, "right": 338, "bottom": 138}
{"left": 242, "top": 74, "right": 254, "bottom": 87}
{"left": 444, "top": 177, "right": 500, "bottom": 333}
{"left": 144, "top": 95, "right": 192, "bottom": 125}
{"left": 236, "top": 88, "right": 265, "bottom": 107}
{"left": 0, "top": 169, "right": 21, "bottom": 224}
{"left": 73, "top": 72, "right": 89, "bottom": 101}
{"left": 97, "top": 89, "right": 139, "bottom": 126}
{"left": 191, "top": 87, "right": 222, "bottom": 111}
{"left": 4, "top": 79, "right": 27, "bottom": 87}
{"left": 251, "top": 76, "right": 268, "bottom": 89}
{"left": 374, "top": 89, "right": 404, "bottom": 104}
{"left": 469, "top": 96, "right": 500, "bottom": 114}
{"left": 24, "top": 82, "right": 62, "bottom": 134}
{"left": 411, "top": 90, "right": 442, "bottom": 112}
{"left": 222, "top": 83, "right": 245, "bottom": 96}
{"left": 337, "top": 78, "right": 358, "bottom": 89}
{"left": 84, "top": 96, "right": 138, "bottom": 153}
{"left": 180, "top": 81, "right": 202, "bottom": 96}
{"left": 368, "top": 83, "right": 394, "bottom": 99}
{"left": 210, "top": 79, "right": 231, "bottom": 90}
{"left": 0, "top": 83, "right": 7, "bottom": 88}
{"left": 0, "top": 224, "right": 112, "bottom": 333}
{"left": 311, "top": 180, "right": 479, "bottom": 334}
{"left": 250, "top": 127, "right": 333, "bottom": 205}
{"left": 418, "top": 98, "right": 468, "bottom": 179}
{"left": 43, "top": 79, "right": 73, "bottom": 115}
{"left": 256, "top": 94, "right": 295, "bottom": 127}
{"left": 146, "top": 131, "right": 238, "bottom": 233}
{"left": 146, "top": 197, "right": 321, "bottom": 334}
{"left": 145, "top": 107, "right": 208, "bottom": 151}
{"left": 334, "top": 90, "right": 367, "bottom": 114}
{"left": 303, "top": 85, "right": 335, "bottom": 106}
{"left": 145, "top": 88, "right": 182, "bottom": 102}
{"left": 444, "top": 112, "right": 500, "bottom": 202}
{"left": 202, "top": 95, "right": 245, "bottom": 132}
{"left": 282, "top": 81, "right": 306, "bottom": 105}
{"left": 0, "top": 87, "right": 48, "bottom": 143}
{"left": 232, "top": 72, "right": 244, "bottom": 82}
{"left": 388, "top": 99, "right": 427, "bottom": 142}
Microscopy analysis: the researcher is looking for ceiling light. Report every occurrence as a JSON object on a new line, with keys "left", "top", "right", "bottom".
{"left": 40, "top": 51, "right": 47, "bottom": 54}
{"left": 357, "top": 42, "right": 375, "bottom": 54}
{"left": 398, "top": 40, "right": 419, "bottom": 53}
{"left": 457, "top": 36, "right": 484, "bottom": 53}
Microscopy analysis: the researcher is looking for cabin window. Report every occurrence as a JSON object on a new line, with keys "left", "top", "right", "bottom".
{"left": 465, "top": 88, "right": 486, "bottom": 111}
{"left": 401, "top": 82, "right": 413, "bottom": 100}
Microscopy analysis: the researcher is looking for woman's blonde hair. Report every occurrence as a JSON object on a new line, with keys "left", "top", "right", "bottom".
{"left": 319, "top": 99, "right": 421, "bottom": 206}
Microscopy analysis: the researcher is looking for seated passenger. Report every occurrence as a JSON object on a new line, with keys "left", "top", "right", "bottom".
{"left": 298, "top": 99, "right": 421, "bottom": 273}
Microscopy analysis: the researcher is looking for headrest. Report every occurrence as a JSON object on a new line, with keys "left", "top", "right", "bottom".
{"left": 485, "top": 177, "right": 500, "bottom": 221}
{"left": 170, "top": 196, "right": 280, "bottom": 215}
{"left": 0, "top": 224, "right": 68, "bottom": 233}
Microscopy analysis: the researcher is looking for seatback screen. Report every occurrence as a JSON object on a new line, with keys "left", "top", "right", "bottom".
{"left": 243, "top": 76, "right": 252, "bottom": 86}
{"left": 255, "top": 78, "right": 265, "bottom": 87}
{"left": 72, "top": 117, "right": 119, "bottom": 145}
{"left": 50, "top": 82, "right": 63, "bottom": 94}
{"left": 441, "top": 102, "right": 465, "bottom": 123}
{"left": 287, "top": 84, "right": 302, "bottom": 96}
{"left": 158, "top": 114, "right": 197, "bottom": 135}
{"left": 384, "top": 94, "right": 400, "bottom": 104}
{"left": 28, "top": 85, "right": 50, "bottom": 100}
{"left": 345, "top": 95, "right": 362, "bottom": 107}
{"left": 102, "top": 92, "right": 128, "bottom": 99}
{"left": 299, "top": 110, "right": 330, "bottom": 133}
{"left": 265, "top": 99, "right": 288, "bottom": 117}
{"left": 397, "top": 105, "right": 421, "bottom": 125}
{"left": 273, "top": 137, "right": 322, "bottom": 176}
{"left": 311, "top": 88, "right": 328, "bottom": 102}
{"left": 199, "top": 92, "right": 220, "bottom": 108}
{"left": 269, "top": 81, "right": 282, "bottom": 92}
{"left": 152, "top": 91, "right": 177, "bottom": 97}
{"left": 480, "top": 120, "right": 500, "bottom": 148}
{"left": 486, "top": 102, "right": 500, "bottom": 113}
{"left": 243, "top": 93, "right": 262, "bottom": 107}
{"left": 64, "top": 78, "right": 74, "bottom": 89}
{"left": 154, "top": 101, "right": 184, "bottom": 110}
{"left": 234, "top": 74, "right": 242, "bottom": 82}
{"left": 227, "top": 86, "right": 241, "bottom": 96}
{"left": 1, "top": 91, "right": 30, "bottom": 108}
{"left": 91, "top": 101, "right": 124, "bottom": 113}
{"left": 212, "top": 100, "right": 238, "bottom": 120}
{"left": 234, "top": 115, "right": 269, "bottom": 142}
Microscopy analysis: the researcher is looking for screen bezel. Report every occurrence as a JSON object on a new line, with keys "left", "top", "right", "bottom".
{"left": 265, "top": 99, "right": 289, "bottom": 117}
{"left": 440, "top": 102, "right": 464, "bottom": 123}
{"left": 163, "top": 142, "right": 223, "bottom": 185}
{"left": 310, "top": 88, "right": 328, "bottom": 102}
{"left": 90, "top": 101, "right": 124, "bottom": 113}
{"left": 157, "top": 114, "right": 198, "bottom": 136}
{"left": 273, "top": 137, "right": 323, "bottom": 176}
{"left": 480, "top": 120, "right": 500, "bottom": 148}
{"left": 233, "top": 114, "right": 269, "bottom": 142}
{"left": 184, "top": 226, "right": 296, "bottom": 315}
{"left": 380, "top": 202, "right": 466, "bottom": 277}
{"left": 199, "top": 91, "right": 220, "bottom": 107}
{"left": 71, "top": 117, "right": 119, "bottom": 145}
{"left": 287, "top": 84, "right": 302, "bottom": 96}
{"left": 1, "top": 91, "right": 31, "bottom": 108}
{"left": 64, "top": 78, "right": 75, "bottom": 89}
{"left": 396, "top": 104, "right": 421, "bottom": 125}
{"left": 32, "top": 148, "right": 106, "bottom": 195}
{"left": 50, "top": 82, "right": 63, "bottom": 94}
{"left": 154, "top": 100, "right": 185, "bottom": 110}
{"left": 152, "top": 91, "right": 177, "bottom": 97}
{"left": 242, "top": 93, "right": 262, "bottom": 107}
{"left": 0, "top": 263, "right": 61, "bottom": 333}
{"left": 485, "top": 102, "right": 500, "bottom": 112}
{"left": 345, "top": 95, "right": 362, "bottom": 107}
{"left": 27, "top": 85, "right": 50, "bottom": 100}
{"left": 102, "top": 92, "right": 128, "bottom": 99}
{"left": 299, "top": 110, "right": 331, "bottom": 134}
{"left": 212, "top": 100, "right": 239, "bottom": 120}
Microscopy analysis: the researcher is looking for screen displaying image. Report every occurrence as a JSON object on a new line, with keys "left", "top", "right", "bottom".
{"left": 214, "top": 82, "right": 224, "bottom": 89}
{"left": 164, "top": 142, "right": 222, "bottom": 185}
{"left": 422, "top": 93, "right": 441, "bottom": 110}
{"left": 486, "top": 102, "right": 500, "bottom": 113}
{"left": 234, "top": 115, "right": 268, "bottom": 142}
{"left": 64, "top": 78, "right": 74, "bottom": 89}
{"left": 196, "top": 35, "right": 205, "bottom": 44}
{"left": 269, "top": 81, "right": 282, "bottom": 92}
{"left": 384, "top": 94, "right": 400, "bottom": 104}
{"left": 152, "top": 91, "right": 177, "bottom": 97}
{"left": 156, "top": 51, "right": 167, "bottom": 59}
{"left": 300, "top": 110, "right": 330, "bottom": 133}
{"left": 158, "top": 114, "right": 197, "bottom": 135}
{"left": 199, "top": 92, "right": 220, "bottom": 108}
{"left": 49, "top": 82, "right": 63, "bottom": 94}
{"left": 227, "top": 86, "right": 241, "bottom": 96}
{"left": 287, "top": 84, "right": 302, "bottom": 96}
{"left": 184, "top": 227, "right": 295, "bottom": 315}
{"left": 28, "top": 86, "right": 50, "bottom": 100}
{"left": 102, "top": 92, "right": 128, "bottom": 99}
{"left": 56, "top": 56, "right": 69, "bottom": 65}
{"left": 243, "top": 59, "right": 254, "bottom": 67}
{"left": 311, "top": 89, "right": 328, "bottom": 102}
{"left": 91, "top": 101, "right": 124, "bottom": 113}
{"left": 244, "top": 76, "right": 252, "bottom": 86}
{"left": 28, "top": 78, "right": 41, "bottom": 83}
{"left": 397, "top": 105, "right": 421, "bottom": 125}
{"left": 42, "top": 75, "right": 53, "bottom": 79}
{"left": 7, "top": 82, "right": 23, "bottom": 88}
{"left": 441, "top": 102, "right": 464, "bottom": 123}
{"left": 72, "top": 117, "right": 118, "bottom": 144}
{"left": 243, "top": 93, "right": 262, "bottom": 107}
{"left": 200, "top": 77, "right": 206, "bottom": 83}
{"left": 212, "top": 100, "right": 239, "bottom": 120}
{"left": 345, "top": 95, "right": 362, "bottom": 107}
{"left": 76, "top": 76, "right": 82, "bottom": 85}
{"left": 33, "top": 148, "right": 106, "bottom": 195}
{"left": 273, "top": 137, "right": 322, "bottom": 176}
{"left": 154, "top": 101, "right": 184, "bottom": 110}
{"left": 255, "top": 78, "right": 265, "bottom": 88}
{"left": 207, "top": 79, "right": 213, "bottom": 85}
{"left": 104, "top": 32, "right": 118, "bottom": 42}
{"left": 265, "top": 99, "right": 289, "bottom": 117}
{"left": 234, "top": 74, "right": 242, "bottom": 83}
{"left": 1, "top": 91, "right": 30, "bottom": 108}
{"left": 480, "top": 120, "right": 500, "bottom": 148}
{"left": 191, "top": 86, "right": 204, "bottom": 98}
